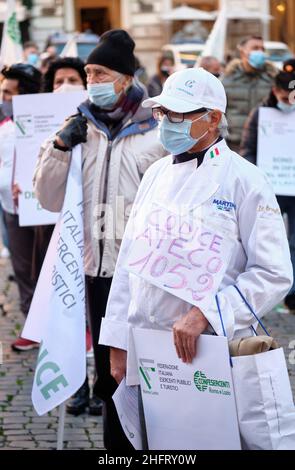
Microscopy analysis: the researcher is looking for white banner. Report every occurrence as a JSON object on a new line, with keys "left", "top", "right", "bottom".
{"left": 257, "top": 107, "right": 295, "bottom": 196}
{"left": 13, "top": 90, "right": 87, "bottom": 226}
{"left": 22, "top": 146, "right": 86, "bottom": 416}
{"left": 126, "top": 204, "right": 233, "bottom": 312}
{"left": 0, "top": 0, "right": 23, "bottom": 67}
{"left": 132, "top": 328, "right": 241, "bottom": 450}
{"left": 201, "top": 7, "right": 227, "bottom": 62}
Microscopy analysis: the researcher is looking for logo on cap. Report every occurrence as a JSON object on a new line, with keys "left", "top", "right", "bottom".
{"left": 184, "top": 80, "right": 196, "bottom": 88}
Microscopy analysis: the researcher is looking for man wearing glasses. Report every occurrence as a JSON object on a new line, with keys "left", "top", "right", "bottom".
{"left": 33, "top": 29, "right": 166, "bottom": 450}
{"left": 99, "top": 68, "right": 292, "bottom": 444}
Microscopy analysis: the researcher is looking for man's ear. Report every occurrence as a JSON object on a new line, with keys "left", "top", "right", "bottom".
{"left": 209, "top": 110, "right": 222, "bottom": 130}
{"left": 123, "top": 75, "right": 133, "bottom": 88}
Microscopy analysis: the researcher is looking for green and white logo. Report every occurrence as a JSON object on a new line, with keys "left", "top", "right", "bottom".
{"left": 139, "top": 359, "right": 156, "bottom": 390}
{"left": 194, "top": 371, "right": 208, "bottom": 392}
{"left": 7, "top": 13, "right": 21, "bottom": 44}
{"left": 194, "top": 370, "right": 231, "bottom": 394}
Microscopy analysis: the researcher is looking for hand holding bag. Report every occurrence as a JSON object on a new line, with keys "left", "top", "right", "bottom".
{"left": 216, "top": 286, "right": 295, "bottom": 450}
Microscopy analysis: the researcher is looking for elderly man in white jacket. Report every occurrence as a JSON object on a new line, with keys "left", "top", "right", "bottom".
{"left": 99, "top": 68, "right": 293, "bottom": 397}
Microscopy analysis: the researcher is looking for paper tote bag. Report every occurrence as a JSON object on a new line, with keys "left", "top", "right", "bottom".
{"left": 216, "top": 286, "right": 295, "bottom": 450}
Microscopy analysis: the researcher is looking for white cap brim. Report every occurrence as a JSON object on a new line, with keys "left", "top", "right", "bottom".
{"left": 142, "top": 94, "right": 206, "bottom": 113}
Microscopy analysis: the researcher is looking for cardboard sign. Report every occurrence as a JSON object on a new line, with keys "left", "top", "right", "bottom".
{"left": 126, "top": 204, "right": 233, "bottom": 311}
{"left": 132, "top": 328, "right": 241, "bottom": 450}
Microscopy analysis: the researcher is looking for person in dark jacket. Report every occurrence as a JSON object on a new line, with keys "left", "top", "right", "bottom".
{"left": 222, "top": 36, "right": 278, "bottom": 152}
{"left": 240, "top": 67, "right": 295, "bottom": 313}
{"left": 147, "top": 55, "right": 174, "bottom": 97}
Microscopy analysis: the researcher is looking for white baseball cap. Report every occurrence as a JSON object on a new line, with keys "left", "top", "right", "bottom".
{"left": 142, "top": 67, "right": 227, "bottom": 114}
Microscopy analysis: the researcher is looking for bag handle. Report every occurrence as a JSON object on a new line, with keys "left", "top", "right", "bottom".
{"left": 215, "top": 285, "right": 271, "bottom": 338}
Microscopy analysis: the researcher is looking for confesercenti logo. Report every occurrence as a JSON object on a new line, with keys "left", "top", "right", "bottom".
{"left": 194, "top": 370, "right": 231, "bottom": 393}
{"left": 139, "top": 358, "right": 156, "bottom": 390}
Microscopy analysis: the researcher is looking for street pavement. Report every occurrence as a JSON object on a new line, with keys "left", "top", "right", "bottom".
{"left": 0, "top": 254, "right": 294, "bottom": 450}
{"left": 0, "top": 256, "right": 104, "bottom": 450}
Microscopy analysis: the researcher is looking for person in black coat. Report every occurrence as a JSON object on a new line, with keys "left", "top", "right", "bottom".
{"left": 240, "top": 65, "right": 295, "bottom": 313}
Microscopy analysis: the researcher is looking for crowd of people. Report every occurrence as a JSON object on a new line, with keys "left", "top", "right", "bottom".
{"left": 0, "top": 28, "right": 295, "bottom": 450}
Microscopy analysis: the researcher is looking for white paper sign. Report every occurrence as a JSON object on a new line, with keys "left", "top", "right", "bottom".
{"left": 258, "top": 107, "right": 295, "bottom": 196}
{"left": 13, "top": 91, "right": 87, "bottom": 226}
{"left": 112, "top": 378, "right": 142, "bottom": 450}
{"left": 126, "top": 204, "right": 233, "bottom": 312}
{"left": 132, "top": 328, "right": 241, "bottom": 450}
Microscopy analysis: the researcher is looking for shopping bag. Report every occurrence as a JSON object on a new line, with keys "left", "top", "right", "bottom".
{"left": 216, "top": 286, "right": 295, "bottom": 450}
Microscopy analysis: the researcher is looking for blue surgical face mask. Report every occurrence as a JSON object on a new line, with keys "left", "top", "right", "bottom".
{"left": 277, "top": 101, "right": 295, "bottom": 114}
{"left": 27, "top": 53, "right": 39, "bottom": 66}
{"left": 159, "top": 112, "right": 210, "bottom": 155}
{"left": 248, "top": 51, "right": 266, "bottom": 70}
{"left": 87, "top": 76, "right": 121, "bottom": 109}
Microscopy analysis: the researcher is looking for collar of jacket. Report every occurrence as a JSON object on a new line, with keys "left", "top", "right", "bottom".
{"left": 189, "top": 138, "right": 231, "bottom": 208}
{"left": 224, "top": 58, "right": 278, "bottom": 80}
{"left": 153, "top": 139, "right": 231, "bottom": 212}
{"left": 173, "top": 135, "right": 223, "bottom": 165}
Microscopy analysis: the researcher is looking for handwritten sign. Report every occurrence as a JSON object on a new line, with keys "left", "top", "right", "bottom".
{"left": 126, "top": 204, "right": 233, "bottom": 310}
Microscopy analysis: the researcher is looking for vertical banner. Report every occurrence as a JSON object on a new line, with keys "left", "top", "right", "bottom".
{"left": 22, "top": 146, "right": 86, "bottom": 415}
{"left": 0, "top": 0, "right": 23, "bottom": 67}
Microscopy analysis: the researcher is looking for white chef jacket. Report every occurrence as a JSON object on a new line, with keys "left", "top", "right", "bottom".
{"left": 99, "top": 139, "right": 293, "bottom": 385}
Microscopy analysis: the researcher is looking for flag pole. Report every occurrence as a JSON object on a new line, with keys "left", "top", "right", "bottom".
{"left": 57, "top": 402, "right": 66, "bottom": 450}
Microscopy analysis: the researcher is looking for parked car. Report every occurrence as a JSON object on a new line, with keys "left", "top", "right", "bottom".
{"left": 264, "top": 41, "right": 292, "bottom": 70}
{"left": 162, "top": 43, "right": 205, "bottom": 70}
{"left": 46, "top": 32, "right": 100, "bottom": 62}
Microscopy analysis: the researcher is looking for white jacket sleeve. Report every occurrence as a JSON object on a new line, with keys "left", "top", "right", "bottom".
{"left": 202, "top": 179, "right": 293, "bottom": 340}
{"left": 99, "top": 160, "right": 161, "bottom": 350}
{"left": 33, "top": 136, "right": 72, "bottom": 213}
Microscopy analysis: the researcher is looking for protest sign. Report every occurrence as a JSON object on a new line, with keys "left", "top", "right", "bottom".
{"left": 132, "top": 328, "right": 241, "bottom": 450}
{"left": 126, "top": 203, "right": 233, "bottom": 311}
{"left": 22, "top": 146, "right": 86, "bottom": 415}
{"left": 0, "top": 0, "right": 23, "bottom": 67}
{"left": 258, "top": 107, "right": 295, "bottom": 196}
{"left": 13, "top": 90, "right": 87, "bottom": 226}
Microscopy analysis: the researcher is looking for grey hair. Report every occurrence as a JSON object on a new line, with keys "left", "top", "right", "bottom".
{"left": 218, "top": 114, "right": 229, "bottom": 138}
{"left": 204, "top": 109, "right": 229, "bottom": 139}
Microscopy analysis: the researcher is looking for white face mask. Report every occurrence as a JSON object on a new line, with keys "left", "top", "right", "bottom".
{"left": 54, "top": 84, "right": 85, "bottom": 93}
{"left": 277, "top": 101, "right": 295, "bottom": 114}
{"left": 159, "top": 112, "right": 210, "bottom": 155}
{"left": 87, "top": 76, "right": 122, "bottom": 109}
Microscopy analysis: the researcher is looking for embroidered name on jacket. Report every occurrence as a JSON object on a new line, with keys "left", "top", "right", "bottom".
{"left": 213, "top": 199, "right": 237, "bottom": 213}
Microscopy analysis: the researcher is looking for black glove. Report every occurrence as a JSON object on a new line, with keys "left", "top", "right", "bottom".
{"left": 55, "top": 114, "right": 88, "bottom": 150}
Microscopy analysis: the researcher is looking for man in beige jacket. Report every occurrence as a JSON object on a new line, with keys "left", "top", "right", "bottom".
{"left": 34, "top": 29, "right": 165, "bottom": 450}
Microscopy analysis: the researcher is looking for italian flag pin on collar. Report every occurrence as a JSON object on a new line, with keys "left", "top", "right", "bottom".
{"left": 210, "top": 147, "right": 220, "bottom": 159}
